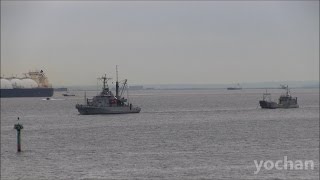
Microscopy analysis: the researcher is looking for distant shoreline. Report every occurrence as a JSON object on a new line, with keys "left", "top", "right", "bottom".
{"left": 53, "top": 80, "right": 319, "bottom": 91}
{"left": 55, "top": 87, "right": 319, "bottom": 91}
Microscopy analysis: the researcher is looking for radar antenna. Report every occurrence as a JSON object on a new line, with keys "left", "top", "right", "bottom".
{"left": 98, "top": 74, "right": 112, "bottom": 90}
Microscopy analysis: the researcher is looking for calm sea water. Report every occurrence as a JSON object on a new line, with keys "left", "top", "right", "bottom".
{"left": 1, "top": 89, "right": 319, "bottom": 179}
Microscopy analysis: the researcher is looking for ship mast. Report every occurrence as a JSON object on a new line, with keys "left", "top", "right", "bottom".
{"left": 286, "top": 85, "right": 290, "bottom": 96}
{"left": 103, "top": 74, "right": 107, "bottom": 90}
{"left": 116, "top": 65, "right": 119, "bottom": 99}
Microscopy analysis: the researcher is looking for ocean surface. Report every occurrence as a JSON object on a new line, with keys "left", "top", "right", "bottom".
{"left": 1, "top": 89, "right": 319, "bottom": 179}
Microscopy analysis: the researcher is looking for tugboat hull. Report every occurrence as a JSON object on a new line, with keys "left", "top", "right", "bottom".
{"left": 227, "top": 87, "right": 242, "bottom": 90}
{"left": 259, "top": 100, "right": 299, "bottom": 109}
{"left": 76, "top": 104, "right": 141, "bottom": 115}
{"left": 259, "top": 100, "right": 279, "bottom": 109}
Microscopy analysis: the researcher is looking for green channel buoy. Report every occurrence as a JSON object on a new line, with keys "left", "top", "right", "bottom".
{"left": 14, "top": 117, "right": 23, "bottom": 152}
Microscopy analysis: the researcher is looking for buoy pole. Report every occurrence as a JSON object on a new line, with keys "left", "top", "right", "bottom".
{"left": 17, "top": 129, "right": 21, "bottom": 152}
{"left": 14, "top": 117, "right": 23, "bottom": 152}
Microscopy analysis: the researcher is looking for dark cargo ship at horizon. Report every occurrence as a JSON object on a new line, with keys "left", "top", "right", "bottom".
{"left": 0, "top": 70, "right": 54, "bottom": 98}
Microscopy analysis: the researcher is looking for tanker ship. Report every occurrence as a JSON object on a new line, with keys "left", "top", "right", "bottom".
{"left": 0, "top": 70, "right": 54, "bottom": 98}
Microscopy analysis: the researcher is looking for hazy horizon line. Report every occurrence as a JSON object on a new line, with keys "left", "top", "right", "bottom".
{"left": 55, "top": 80, "right": 319, "bottom": 88}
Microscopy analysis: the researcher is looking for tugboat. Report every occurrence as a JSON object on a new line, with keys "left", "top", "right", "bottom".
{"left": 227, "top": 83, "right": 242, "bottom": 90}
{"left": 62, "top": 91, "right": 75, "bottom": 96}
{"left": 75, "top": 67, "right": 141, "bottom": 115}
{"left": 259, "top": 85, "right": 299, "bottom": 109}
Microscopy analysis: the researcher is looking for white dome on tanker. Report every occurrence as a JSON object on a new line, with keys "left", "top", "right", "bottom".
{"left": 0, "top": 79, "right": 13, "bottom": 89}
{"left": 21, "top": 79, "right": 38, "bottom": 88}
{"left": 10, "top": 79, "right": 23, "bottom": 88}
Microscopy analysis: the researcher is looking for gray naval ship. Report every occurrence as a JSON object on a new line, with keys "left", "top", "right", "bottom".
{"left": 259, "top": 85, "right": 299, "bottom": 109}
{"left": 76, "top": 68, "right": 141, "bottom": 115}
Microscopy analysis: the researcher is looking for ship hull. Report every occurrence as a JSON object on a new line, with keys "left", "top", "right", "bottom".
{"left": 227, "top": 88, "right": 242, "bottom": 90}
{"left": 259, "top": 100, "right": 299, "bottom": 109}
{"left": 0, "top": 88, "right": 54, "bottom": 98}
{"left": 76, "top": 104, "right": 141, "bottom": 115}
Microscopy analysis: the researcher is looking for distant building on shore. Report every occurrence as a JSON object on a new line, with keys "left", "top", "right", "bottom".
{"left": 54, "top": 87, "right": 68, "bottom": 91}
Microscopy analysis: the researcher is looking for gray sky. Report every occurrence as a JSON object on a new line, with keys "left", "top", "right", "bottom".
{"left": 1, "top": 1, "right": 319, "bottom": 86}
